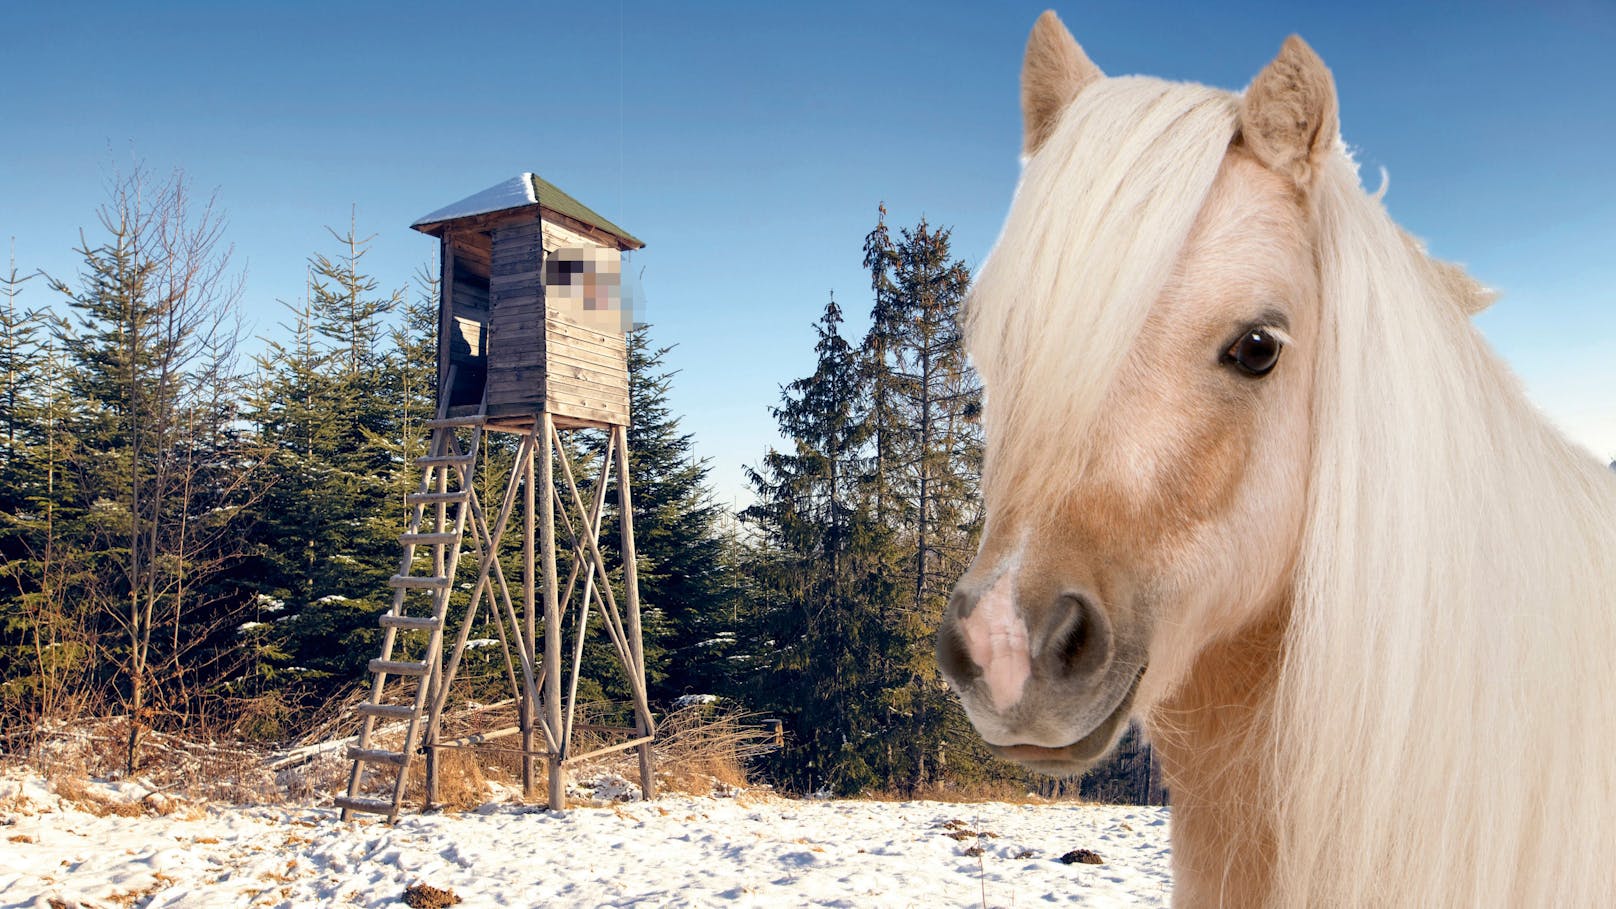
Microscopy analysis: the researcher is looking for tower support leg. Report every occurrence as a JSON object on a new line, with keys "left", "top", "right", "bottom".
{"left": 522, "top": 421, "right": 538, "bottom": 800}
{"left": 542, "top": 414, "right": 566, "bottom": 810}
{"left": 615, "top": 424, "right": 657, "bottom": 799}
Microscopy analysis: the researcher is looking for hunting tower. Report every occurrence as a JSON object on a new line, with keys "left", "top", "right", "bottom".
{"left": 339, "top": 173, "right": 653, "bottom": 821}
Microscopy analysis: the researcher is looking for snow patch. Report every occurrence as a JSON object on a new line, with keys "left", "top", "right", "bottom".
{"left": 0, "top": 767, "right": 1174, "bottom": 907}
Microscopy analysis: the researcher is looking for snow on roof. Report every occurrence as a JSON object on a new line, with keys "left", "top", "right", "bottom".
{"left": 413, "top": 169, "right": 646, "bottom": 245}
{"left": 411, "top": 173, "right": 537, "bottom": 228}
{"left": 411, "top": 172, "right": 644, "bottom": 248}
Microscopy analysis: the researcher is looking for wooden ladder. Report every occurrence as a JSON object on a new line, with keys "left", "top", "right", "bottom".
{"left": 336, "top": 413, "right": 485, "bottom": 822}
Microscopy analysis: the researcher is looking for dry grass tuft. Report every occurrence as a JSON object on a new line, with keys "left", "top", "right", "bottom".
{"left": 14, "top": 716, "right": 282, "bottom": 806}
{"left": 49, "top": 776, "right": 151, "bottom": 818}
{"left": 404, "top": 748, "right": 489, "bottom": 812}
{"left": 10, "top": 698, "right": 781, "bottom": 818}
{"left": 103, "top": 872, "right": 178, "bottom": 907}
{"left": 645, "top": 704, "right": 777, "bottom": 796}
{"left": 373, "top": 700, "right": 780, "bottom": 809}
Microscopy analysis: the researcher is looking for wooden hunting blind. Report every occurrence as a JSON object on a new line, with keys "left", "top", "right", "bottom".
{"left": 338, "top": 173, "right": 654, "bottom": 821}
{"left": 412, "top": 172, "right": 644, "bottom": 426}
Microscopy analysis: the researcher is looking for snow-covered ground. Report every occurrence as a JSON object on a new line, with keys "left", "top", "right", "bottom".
{"left": 0, "top": 773, "right": 1172, "bottom": 907}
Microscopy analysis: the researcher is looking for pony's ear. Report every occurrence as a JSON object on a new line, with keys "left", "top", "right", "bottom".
{"left": 1022, "top": 10, "right": 1103, "bottom": 155}
{"left": 1240, "top": 35, "right": 1338, "bottom": 188}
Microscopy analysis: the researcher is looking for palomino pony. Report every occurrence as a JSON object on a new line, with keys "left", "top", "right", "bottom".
{"left": 936, "top": 11, "right": 1616, "bottom": 907}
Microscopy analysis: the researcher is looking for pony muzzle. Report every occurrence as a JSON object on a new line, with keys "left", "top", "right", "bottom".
{"left": 937, "top": 568, "right": 1129, "bottom": 755}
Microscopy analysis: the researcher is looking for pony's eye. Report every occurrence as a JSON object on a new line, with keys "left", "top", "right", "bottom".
{"left": 1223, "top": 327, "right": 1282, "bottom": 377}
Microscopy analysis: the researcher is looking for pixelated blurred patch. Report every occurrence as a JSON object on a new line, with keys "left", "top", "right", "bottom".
{"left": 545, "top": 247, "right": 622, "bottom": 310}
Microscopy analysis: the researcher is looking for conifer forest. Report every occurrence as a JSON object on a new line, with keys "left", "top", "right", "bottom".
{"left": 0, "top": 170, "right": 1160, "bottom": 803}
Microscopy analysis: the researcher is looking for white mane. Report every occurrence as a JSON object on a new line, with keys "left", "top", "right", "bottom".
{"left": 968, "top": 74, "right": 1616, "bottom": 905}
{"left": 966, "top": 77, "right": 1237, "bottom": 511}
{"left": 1274, "top": 147, "right": 1616, "bottom": 905}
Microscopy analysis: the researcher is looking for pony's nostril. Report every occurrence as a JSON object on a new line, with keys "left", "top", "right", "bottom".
{"left": 936, "top": 619, "right": 981, "bottom": 683}
{"left": 1058, "top": 608, "right": 1089, "bottom": 672}
{"left": 1053, "top": 593, "right": 1109, "bottom": 678}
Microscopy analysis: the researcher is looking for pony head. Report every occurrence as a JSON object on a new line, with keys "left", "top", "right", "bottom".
{"left": 935, "top": 12, "right": 1340, "bottom": 772}
{"left": 936, "top": 12, "right": 1616, "bottom": 905}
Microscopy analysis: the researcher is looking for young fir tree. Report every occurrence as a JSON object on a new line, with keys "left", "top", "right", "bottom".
{"left": 0, "top": 242, "right": 49, "bottom": 718}
{"left": 743, "top": 295, "right": 903, "bottom": 794}
{"left": 0, "top": 243, "right": 40, "bottom": 566}
{"left": 238, "top": 285, "right": 342, "bottom": 695}
{"left": 308, "top": 218, "right": 402, "bottom": 594}
{"left": 240, "top": 218, "right": 406, "bottom": 701}
{"left": 0, "top": 329, "right": 87, "bottom": 728}
{"left": 366, "top": 264, "right": 439, "bottom": 555}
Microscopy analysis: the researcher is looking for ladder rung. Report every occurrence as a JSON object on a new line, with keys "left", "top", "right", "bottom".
{"left": 370, "top": 659, "right": 430, "bottom": 676}
{"left": 425, "top": 416, "right": 486, "bottom": 428}
{"left": 335, "top": 795, "right": 396, "bottom": 815}
{"left": 355, "top": 703, "right": 417, "bottom": 720}
{"left": 416, "top": 453, "right": 475, "bottom": 467}
{"left": 400, "top": 532, "right": 459, "bottom": 546}
{"left": 389, "top": 575, "right": 451, "bottom": 589}
{"left": 347, "top": 747, "right": 407, "bottom": 765}
{"left": 406, "top": 491, "right": 469, "bottom": 505}
{"left": 378, "top": 614, "right": 441, "bottom": 631}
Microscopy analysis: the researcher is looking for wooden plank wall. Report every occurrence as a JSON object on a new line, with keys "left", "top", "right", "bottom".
{"left": 487, "top": 222, "right": 546, "bottom": 412}
{"left": 544, "top": 309, "right": 628, "bottom": 426}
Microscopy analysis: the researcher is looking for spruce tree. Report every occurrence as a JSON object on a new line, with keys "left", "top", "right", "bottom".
{"left": 743, "top": 295, "right": 902, "bottom": 794}
{"left": 860, "top": 207, "right": 984, "bottom": 790}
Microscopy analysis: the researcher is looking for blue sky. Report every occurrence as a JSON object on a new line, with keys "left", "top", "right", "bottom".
{"left": 4, "top": 1, "right": 1613, "bottom": 506}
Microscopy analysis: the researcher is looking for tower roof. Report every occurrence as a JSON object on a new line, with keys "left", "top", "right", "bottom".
{"left": 411, "top": 172, "right": 643, "bottom": 249}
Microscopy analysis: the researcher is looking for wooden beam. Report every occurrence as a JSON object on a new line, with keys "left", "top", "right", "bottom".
{"left": 541, "top": 412, "right": 565, "bottom": 810}
{"left": 432, "top": 725, "right": 523, "bottom": 748}
{"left": 568, "top": 735, "right": 655, "bottom": 765}
{"left": 550, "top": 422, "right": 651, "bottom": 719}
{"left": 522, "top": 422, "right": 538, "bottom": 800}
{"left": 561, "top": 432, "right": 615, "bottom": 751}
{"left": 616, "top": 422, "right": 657, "bottom": 797}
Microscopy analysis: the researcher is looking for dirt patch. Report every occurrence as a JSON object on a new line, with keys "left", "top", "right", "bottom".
{"left": 402, "top": 882, "right": 462, "bottom": 908}
{"left": 1059, "top": 848, "right": 1104, "bottom": 865}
